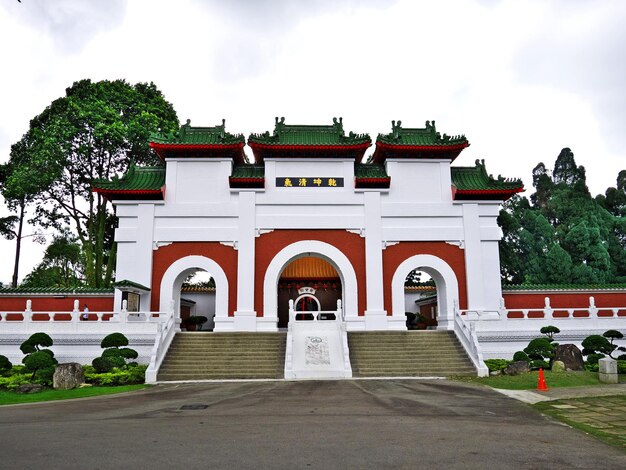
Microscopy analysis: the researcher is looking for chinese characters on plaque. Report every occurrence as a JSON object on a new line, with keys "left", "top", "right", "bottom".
{"left": 276, "top": 177, "right": 344, "bottom": 188}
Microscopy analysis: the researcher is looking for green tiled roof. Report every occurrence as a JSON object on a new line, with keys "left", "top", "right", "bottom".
{"left": 0, "top": 287, "right": 114, "bottom": 295}
{"left": 354, "top": 163, "right": 391, "bottom": 189}
{"left": 248, "top": 117, "right": 371, "bottom": 163}
{"left": 355, "top": 163, "right": 389, "bottom": 179}
{"left": 91, "top": 164, "right": 165, "bottom": 198}
{"left": 377, "top": 120, "right": 468, "bottom": 147}
{"left": 151, "top": 119, "right": 244, "bottom": 146}
{"left": 231, "top": 165, "right": 265, "bottom": 179}
{"left": 451, "top": 160, "right": 523, "bottom": 200}
{"left": 229, "top": 164, "right": 265, "bottom": 189}
{"left": 249, "top": 117, "right": 371, "bottom": 146}
{"left": 373, "top": 120, "right": 470, "bottom": 163}
{"left": 503, "top": 283, "right": 626, "bottom": 291}
{"left": 113, "top": 279, "right": 150, "bottom": 292}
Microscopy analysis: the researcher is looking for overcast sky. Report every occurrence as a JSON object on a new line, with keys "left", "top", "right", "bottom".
{"left": 0, "top": 0, "right": 625, "bottom": 285}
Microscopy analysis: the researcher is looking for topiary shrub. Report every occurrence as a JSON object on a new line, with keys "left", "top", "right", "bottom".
{"left": 0, "top": 355, "right": 12, "bottom": 374}
{"left": 582, "top": 335, "right": 613, "bottom": 358}
{"left": 540, "top": 325, "right": 560, "bottom": 343}
{"left": 19, "top": 333, "right": 57, "bottom": 385}
{"left": 602, "top": 330, "right": 626, "bottom": 359}
{"left": 523, "top": 338, "right": 554, "bottom": 362}
{"left": 513, "top": 351, "right": 529, "bottom": 362}
{"left": 94, "top": 333, "right": 138, "bottom": 371}
{"left": 101, "top": 333, "right": 129, "bottom": 349}
{"left": 20, "top": 332, "right": 53, "bottom": 354}
{"left": 23, "top": 350, "right": 57, "bottom": 383}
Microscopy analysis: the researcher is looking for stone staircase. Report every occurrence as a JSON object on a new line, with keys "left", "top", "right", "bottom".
{"left": 348, "top": 330, "right": 476, "bottom": 377}
{"left": 157, "top": 332, "right": 287, "bottom": 381}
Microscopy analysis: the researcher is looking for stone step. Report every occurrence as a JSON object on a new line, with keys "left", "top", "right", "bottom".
{"left": 347, "top": 331, "right": 476, "bottom": 378}
{"left": 157, "top": 332, "right": 286, "bottom": 381}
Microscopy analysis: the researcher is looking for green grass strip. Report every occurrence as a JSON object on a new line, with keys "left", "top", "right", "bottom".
{"left": 453, "top": 370, "right": 607, "bottom": 389}
{"left": 0, "top": 384, "right": 149, "bottom": 406}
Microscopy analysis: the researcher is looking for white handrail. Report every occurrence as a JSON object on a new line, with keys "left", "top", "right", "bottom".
{"left": 453, "top": 303, "right": 489, "bottom": 377}
{"left": 145, "top": 301, "right": 177, "bottom": 383}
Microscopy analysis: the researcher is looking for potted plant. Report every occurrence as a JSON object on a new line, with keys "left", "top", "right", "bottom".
{"left": 184, "top": 315, "right": 208, "bottom": 332}
{"left": 416, "top": 313, "right": 428, "bottom": 330}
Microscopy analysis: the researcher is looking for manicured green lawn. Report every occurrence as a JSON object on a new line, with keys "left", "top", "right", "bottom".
{"left": 0, "top": 384, "right": 150, "bottom": 406}
{"left": 453, "top": 370, "right": 619, "bottom": 389}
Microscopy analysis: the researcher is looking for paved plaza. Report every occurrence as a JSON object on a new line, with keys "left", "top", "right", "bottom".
{"left": 534, "top": 394, "right": 626, "bottom": 450}
{"left": 0, "top": 380, "right": 625, "bottom": 469}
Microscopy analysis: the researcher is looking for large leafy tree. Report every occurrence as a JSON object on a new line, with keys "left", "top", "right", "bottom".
{"left": 21, "top": 232, "right": 84, "bottom": 288}
{"left": 2, "top": 79, "right": 178, "bottom": 287}
{"left": 0, "top": 136, "right": 52, "bottom": 287}
{"left": 499, "top": 148, "right": 625, "bottom": 284}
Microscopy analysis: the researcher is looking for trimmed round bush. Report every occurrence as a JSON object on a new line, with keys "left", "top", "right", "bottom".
{"left": 23, "top": 350, "right": 57, "bottom": 379}
{"left": 513, "top": 351, "right": 529, "bottom": 362}
{"left": 118, "top": 348, "right": 138, "bottom": 360}
{"left": 92, "top": 356, "right": 115, "bottom": 373}
{"left": 102, "top": 348, "right": 122, "bottom": 358}
{"left": 524, "top": 338, "right": 554, "bottom": 361}
{"left": 101, "top": 333, "right": 129, "bottom": 349}
{"left": 582, "top": 335, "right": 613, "bottom": 356}
{"left": 20, "top": 332, "right": 53, "bottom": 354}
{"left": 0, "top": 355, "right": 12, "bottom": 372}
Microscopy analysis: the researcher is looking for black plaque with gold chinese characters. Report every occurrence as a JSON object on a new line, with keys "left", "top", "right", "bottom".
{"left": 276, "top": 177, "right": 344, "bottom": 188}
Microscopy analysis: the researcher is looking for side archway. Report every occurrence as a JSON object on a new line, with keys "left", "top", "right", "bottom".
{"left": 263, "top": 240, "right": 358, "bottom": 323}
{"left": 159, "top": 255, "right": 229, "bottom": 322}
{"left": 391, "top": 254, "right": 459, "bottom": 330}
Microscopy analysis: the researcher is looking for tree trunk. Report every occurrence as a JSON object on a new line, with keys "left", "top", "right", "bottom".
{"left": 11, "top": 201, "right": 25, "bottom": 288}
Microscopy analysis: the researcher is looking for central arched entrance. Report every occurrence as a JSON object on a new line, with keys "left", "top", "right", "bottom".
{"left": 263, "top": 240, "right": 359, "bottom": 327}
{"left": 277, "top": 256, "right": 342, "bottom": 327}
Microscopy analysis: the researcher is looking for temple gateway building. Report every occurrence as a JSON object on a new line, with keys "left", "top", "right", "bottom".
{"left": 2, "top": 118, "right": 623, "bottom": 381}
{"left": 94, "top": 118, "right": 523, "bottom": 333}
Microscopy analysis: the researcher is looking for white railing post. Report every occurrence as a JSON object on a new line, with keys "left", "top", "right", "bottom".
{"left": 336, "top": 299, "right": 342, "bottom": 321}
{"left": 288, "top": 299, "right": 295, "bottom": 323}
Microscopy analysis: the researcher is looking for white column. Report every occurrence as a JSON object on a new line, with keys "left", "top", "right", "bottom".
{"left": 115, "top": 203, "right": 155, "bottom": 311}
{"left": 233, "top": 191, "right": 257, "bottom": 331}
{"left": 462, "top": 203, "right": 486, "bottom": 310}
{"left": 363, "top": 191, "right": 388, "bottom": 330}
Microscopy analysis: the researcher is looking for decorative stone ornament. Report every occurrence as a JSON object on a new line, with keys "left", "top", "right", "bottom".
{"left": 503, "top": 360, "right": 530, "bottom": 376}
{"left": 53, "top": 363, "right": 85, "bottom": 390}
{"left": 553, "top": 344, "right": 585, "bottom": 371}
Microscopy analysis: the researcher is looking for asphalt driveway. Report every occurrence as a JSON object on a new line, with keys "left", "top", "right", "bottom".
{"left": 1, "top": 380, "right": 624, "bottom": 469}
